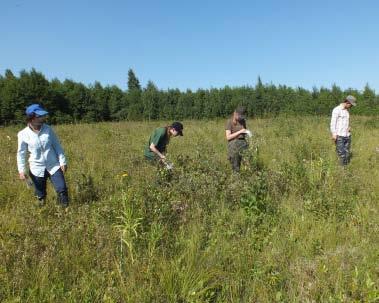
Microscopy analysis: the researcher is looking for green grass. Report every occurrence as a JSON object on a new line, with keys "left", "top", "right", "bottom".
{"left": 1, "top": 116, "right": 378, "bottom": 302}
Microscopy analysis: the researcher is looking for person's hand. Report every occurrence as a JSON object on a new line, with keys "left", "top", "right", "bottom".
{"left": 239, "top": 128, "right": 247, "bottom": 134}
{"left": 19, "top": 172, "right": 26, "bottom": 180}
{"left": 332, "top": 134, "right": 337, "bottom": 142}
{"left": 159, "top": 155, "right": 167, "bottom": 165}
{"left": 61, "top": 165, "right": 67, "bottom": 173}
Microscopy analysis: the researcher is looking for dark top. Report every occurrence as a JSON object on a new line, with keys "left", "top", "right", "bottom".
{"left": 225, "top": 118, "right": 247, "bottom": 140}
{"left": 144, "top": 127, "right": 169, "bottom": 160}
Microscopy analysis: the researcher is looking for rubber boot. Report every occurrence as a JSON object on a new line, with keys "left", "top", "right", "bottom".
{"left": 58, "top": 192, "right": 69, "bottom": 207}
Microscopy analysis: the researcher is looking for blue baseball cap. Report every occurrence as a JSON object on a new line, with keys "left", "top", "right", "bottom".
{"left": 25, "top": 104, "right": 49, "bottom": 117}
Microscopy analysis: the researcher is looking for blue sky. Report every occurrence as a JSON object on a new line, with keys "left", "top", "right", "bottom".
{"left": 1, "top": 0, "right": 378, "bottom": 91}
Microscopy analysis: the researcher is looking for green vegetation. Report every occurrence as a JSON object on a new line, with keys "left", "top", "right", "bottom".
{"left": 1, "top": 69, "right": 378, "bottom": 125}
{"left": 1, "top": 116, "right": 378, "bottom": 302}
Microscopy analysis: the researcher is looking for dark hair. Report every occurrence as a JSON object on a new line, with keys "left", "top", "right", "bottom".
{"left": 26, "top": 113, "right": 36, "bottom": 123}
{"left": 236, "top": 106, "right": 246, "bottom": 114}
{"left": 164, "top": 125, "right": 173, "bottom": 135}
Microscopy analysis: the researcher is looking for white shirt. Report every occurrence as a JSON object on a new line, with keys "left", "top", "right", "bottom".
{"left": 330, "top": 104, "right": 350, "bottom": 137}
{"left": 17, "top": 124, "right": 67, "bottom": 177}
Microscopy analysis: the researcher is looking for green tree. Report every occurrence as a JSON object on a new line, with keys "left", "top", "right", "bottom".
{"left": 63, "top": 80, "right": 91, "bottom": 122}
{"left": 18, "top": 69, "right": 50, "bottom": 108}
{"left": 127, "top": 69, "right": 141, "bottom": 91}
{"left": 127, "top": 69, "right": 142, "bottom": 120}
{"left": 108, "top": 85, "right": 125, "bottom": 120}
{"left": 1, "top": 68, "right": 378, "bottom": 124}
{"left": 362, "top": 84, "right": 376, "bottom": 111}
{"left": 88, "top": 82, "right": 110, "bottom": 122}
{"left": 47, "top": 78, "right": 71, "bottom": 123}
{"left": 0, "top": 70, "right": 23, "bottom": 123}
{"left": 142, "top": 81, "right": 160, "bottom": 120}
{"left": 175, "top": 90, "right": 193, "bottom": 120}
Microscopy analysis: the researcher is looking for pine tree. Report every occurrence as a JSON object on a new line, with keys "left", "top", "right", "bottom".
{"left": 127, "top": 69, "right": 142, "bottom": 120}
{"left": 127, "top": 69, "right": 141, "bottom": 92}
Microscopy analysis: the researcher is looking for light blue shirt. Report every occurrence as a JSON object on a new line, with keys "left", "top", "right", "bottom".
{"left": 17, "top": 124, "right": 67, "bottom": 177}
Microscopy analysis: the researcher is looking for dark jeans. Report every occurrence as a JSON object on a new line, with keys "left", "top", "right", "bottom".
{"left": 336, "top": 136, "right": 351, "bottom": 166}
{"left": 29, "top": 169, "right": 69, "bottom": 205}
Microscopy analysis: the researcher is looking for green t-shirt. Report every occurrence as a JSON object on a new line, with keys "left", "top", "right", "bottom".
{"left": 144, "top": 127, "right": 169, "bottom": 160}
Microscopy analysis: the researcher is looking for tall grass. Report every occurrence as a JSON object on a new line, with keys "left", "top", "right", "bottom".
{"left": 0, "top": 116, "right": 378, "bottom": 302}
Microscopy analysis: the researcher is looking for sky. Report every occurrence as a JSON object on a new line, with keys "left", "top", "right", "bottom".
{"left": 1, "top": 0, "right": 379, "bottom": 91}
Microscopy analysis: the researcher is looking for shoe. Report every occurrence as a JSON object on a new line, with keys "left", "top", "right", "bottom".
{"left": 60, "top": 202, "right": 69, "bottom": 208}
{"left": 37, "top": 198, "right": 45, "bottom": 207}
{"left": 57, "top": 192, "right": 69, "bottom": 207}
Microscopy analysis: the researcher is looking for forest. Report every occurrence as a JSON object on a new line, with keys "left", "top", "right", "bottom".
{"left": 1, "top": 68, "right": 378, "bottom": 125}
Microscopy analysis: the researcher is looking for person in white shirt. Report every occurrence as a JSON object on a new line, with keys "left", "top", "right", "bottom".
{"left": 17, "top": 104, "right": 69, "bottom": 207}
{"left": 330, "top": 95, "right": 357, "bottom": 165}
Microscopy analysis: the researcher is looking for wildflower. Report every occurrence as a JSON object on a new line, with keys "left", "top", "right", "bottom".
{"left": 7, "top": 135, "right": 11, "bottom": 141}
{"left": 114, "top": 172, "right": 129, "bottom": 180}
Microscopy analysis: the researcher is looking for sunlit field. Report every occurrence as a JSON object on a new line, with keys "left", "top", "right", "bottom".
{"left": 1, "top": 116, "right": 378, "bottom": 302}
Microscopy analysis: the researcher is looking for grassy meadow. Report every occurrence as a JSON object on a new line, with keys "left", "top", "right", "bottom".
{"left": 0, "top": 116, "right": 378, "bottom": 302}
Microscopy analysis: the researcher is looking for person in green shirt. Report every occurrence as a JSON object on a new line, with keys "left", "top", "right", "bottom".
{"left": 144, "top": 122, "right": 184, "bottom": 164}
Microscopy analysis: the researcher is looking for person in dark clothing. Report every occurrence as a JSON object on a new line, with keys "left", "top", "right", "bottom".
{"left": 144, "top": 122, "right": 184, "bottom": 165}
{"left": 225, "top": 107, "right": 249, "bottom": 172}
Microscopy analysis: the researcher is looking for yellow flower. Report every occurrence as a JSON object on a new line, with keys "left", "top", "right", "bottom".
{"left": 121, "top": 173, "right": 128, "bottom": 178}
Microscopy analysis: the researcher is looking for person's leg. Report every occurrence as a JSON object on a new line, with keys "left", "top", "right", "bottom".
{"left": 239, "top": 141, "right": 248, "bottom": 170}
{"left": 49, "top": 169, "right": 69, "bottom": 206}
{"left": 231, "top": 153, "right": 242, "bottom": 172}
{"left": 29, "top": 171, "right": 48, "bottom": 205}
{"left": 228, "top": 140, "right": 241, "bottom": 172}
{"left": 231, "top": 140, "right": 248, "bottom": 172}
{"left": 344, "top": 136, "right": 352, "bottom": 165}
{"left": 336, "top": 136, "right": 347, "bottom": 165}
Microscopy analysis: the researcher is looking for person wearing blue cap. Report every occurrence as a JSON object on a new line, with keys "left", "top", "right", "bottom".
{"left": 17, "top": 104, "right": 69, "bottom": 207}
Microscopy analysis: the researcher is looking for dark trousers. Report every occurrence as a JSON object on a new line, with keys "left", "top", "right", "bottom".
{"left": 29, "top": 169, "right": 69, "bottom": 205}
{"left": 336, "top": 136, "right": 351, "bottom": 166}
{"left": 228, "top": 139, "right": 248, "bottom": 172}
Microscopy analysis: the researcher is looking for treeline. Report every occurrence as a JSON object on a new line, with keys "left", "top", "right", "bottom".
{"left": 0, "top": 68, "right": 378, "bottom": 125}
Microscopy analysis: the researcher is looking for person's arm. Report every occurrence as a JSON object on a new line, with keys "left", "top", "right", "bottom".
{"left": 225, "top": 129, "right": 247, "bottom": 141}
{"left": 17, "top": 132, "right": 28, "bottom": 180}
{"left": 149, "top": 143, "right": 166, "bottom": 160}
{"left": 50, "top": 127, "right": 67, "bottom": 172}
{"left": 225, "top": 119, "right": 247, "bottom": 141}
{"left": 149, "top": 128, "right": 167, "bottom": 161}
{"left": 330, "top": 108, "right": 338, "bottom": 141}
